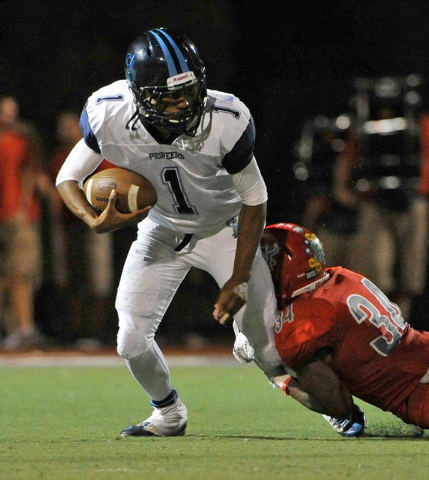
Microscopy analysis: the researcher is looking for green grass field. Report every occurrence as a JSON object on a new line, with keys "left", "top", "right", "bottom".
{"left": 1, "top": 363, "right": 428, "bottom": 480}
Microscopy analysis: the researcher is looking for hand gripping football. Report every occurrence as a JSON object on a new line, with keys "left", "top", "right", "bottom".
{"left": 83, "top": 167, "right": 157, "bottom": 214}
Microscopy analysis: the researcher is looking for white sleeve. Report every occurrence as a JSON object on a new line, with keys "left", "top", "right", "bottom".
{"left": 55, "top": 139, "right": 103, "bottom": 188}
{"left": 231, "top": 157, "right": 268, "bottom": 206}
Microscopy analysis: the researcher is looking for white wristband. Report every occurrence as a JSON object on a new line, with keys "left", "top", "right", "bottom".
{"left": 233, "top": 282, "right": 248, "bottom": 301}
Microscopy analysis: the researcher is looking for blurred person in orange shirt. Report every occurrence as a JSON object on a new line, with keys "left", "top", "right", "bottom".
{"left": 0, "top": 96, "right": 50, "bottom": 349}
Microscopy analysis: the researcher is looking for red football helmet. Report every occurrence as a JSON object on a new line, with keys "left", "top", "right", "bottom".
{"left": 261, "top": 223, "right": 330, "bottom": 308}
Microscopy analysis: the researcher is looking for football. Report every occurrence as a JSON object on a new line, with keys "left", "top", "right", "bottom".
{"left": 83, "top": 167, "right": 157, "bottom": 214}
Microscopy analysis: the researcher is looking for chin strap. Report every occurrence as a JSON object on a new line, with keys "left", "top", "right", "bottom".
{"left": 291, "top": 271, "right": 331, "bottom": 299}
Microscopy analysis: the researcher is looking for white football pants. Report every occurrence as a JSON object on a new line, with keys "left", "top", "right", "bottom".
{"left": 116, "top": 217, "right": 282, "bottom": 402}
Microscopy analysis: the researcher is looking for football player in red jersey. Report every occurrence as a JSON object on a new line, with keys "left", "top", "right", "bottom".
{"left": 260, "top": 223, "right": 429, "bottom": 432}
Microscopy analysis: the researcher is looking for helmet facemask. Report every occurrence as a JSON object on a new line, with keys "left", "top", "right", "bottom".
{"left": 130, "top": 72, "right": 206, "bottom": 136}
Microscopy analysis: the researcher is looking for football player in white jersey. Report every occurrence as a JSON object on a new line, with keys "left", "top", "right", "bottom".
{"left": 56, "top": 28, "right": 287, "bottom": 437}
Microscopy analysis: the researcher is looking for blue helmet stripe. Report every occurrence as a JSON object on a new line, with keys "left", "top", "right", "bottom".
{"left": 151, "top": 30, "right": 177, "bottom": 75}
{"left": 152, "top": 29, "right": 188, "bottom": 76}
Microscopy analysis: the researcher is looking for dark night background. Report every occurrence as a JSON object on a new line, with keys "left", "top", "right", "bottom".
{"left": 1, "top": 0, "right": 429, "bottom": 342}
{"left": 2, "top": 0, "right": 429, "bottom": 223}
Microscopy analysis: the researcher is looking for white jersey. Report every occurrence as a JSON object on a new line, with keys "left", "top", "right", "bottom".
{"left": 79, "top": 80, "right": 258, "bottom": 233}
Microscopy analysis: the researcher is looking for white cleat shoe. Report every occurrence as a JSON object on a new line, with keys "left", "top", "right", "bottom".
{"left": 121, "top": 391, "right": 188, "bottom": 437}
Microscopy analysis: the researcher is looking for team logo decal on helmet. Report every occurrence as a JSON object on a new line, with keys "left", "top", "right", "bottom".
{"left": 304, "top": 233, "right": 325, "bottom": 277}
{"left": 125, "top": 54, "right": 137, "bottom": 82}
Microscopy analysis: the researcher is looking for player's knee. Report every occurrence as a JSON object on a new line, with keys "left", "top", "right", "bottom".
{"left": 117, "top": 327, "right": 154, "bottom": 360}
{"left": 116, "top": 308, "right": 159, "bottom": 359}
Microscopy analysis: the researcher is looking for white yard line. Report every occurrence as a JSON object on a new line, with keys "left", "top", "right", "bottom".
{"left": 0, "top": 352, "right": 248, "bottom": 368}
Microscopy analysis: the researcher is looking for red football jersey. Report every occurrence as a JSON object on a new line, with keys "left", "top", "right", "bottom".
{"left": 275, "top": 267, "right": 429, "bottom": 413}
{"left": 0, "top": 129, "right": 40, "bottom": 222}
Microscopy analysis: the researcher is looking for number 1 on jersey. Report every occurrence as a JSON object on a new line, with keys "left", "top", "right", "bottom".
{"left": 162, "top": 167, "right": 197, "bottom": 214}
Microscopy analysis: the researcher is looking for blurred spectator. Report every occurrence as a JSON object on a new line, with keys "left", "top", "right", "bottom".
{"left": 331, "top": 76, "right": 429, "bottom": 322}
{"left": 296, "top": 114, "right": 360, "bottom": 269}
{"left": 48, "top": 111, "right": 115, "bottom": 346}
{"left": 0, "top": 96, "right": 51, "bottom": 349}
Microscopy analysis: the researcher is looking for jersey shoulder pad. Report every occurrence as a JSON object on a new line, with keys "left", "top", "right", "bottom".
{"left": 205, "top": 90, "right": 255, "bottom": 174}
{"left": 207, "top": 89, "right": 251, "bottom": 121}
{"left": 88, "top": 80, "right": 130, "bottom": 104}
{"left": 85, "top": 80, "right": 133, "bottom": 134}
